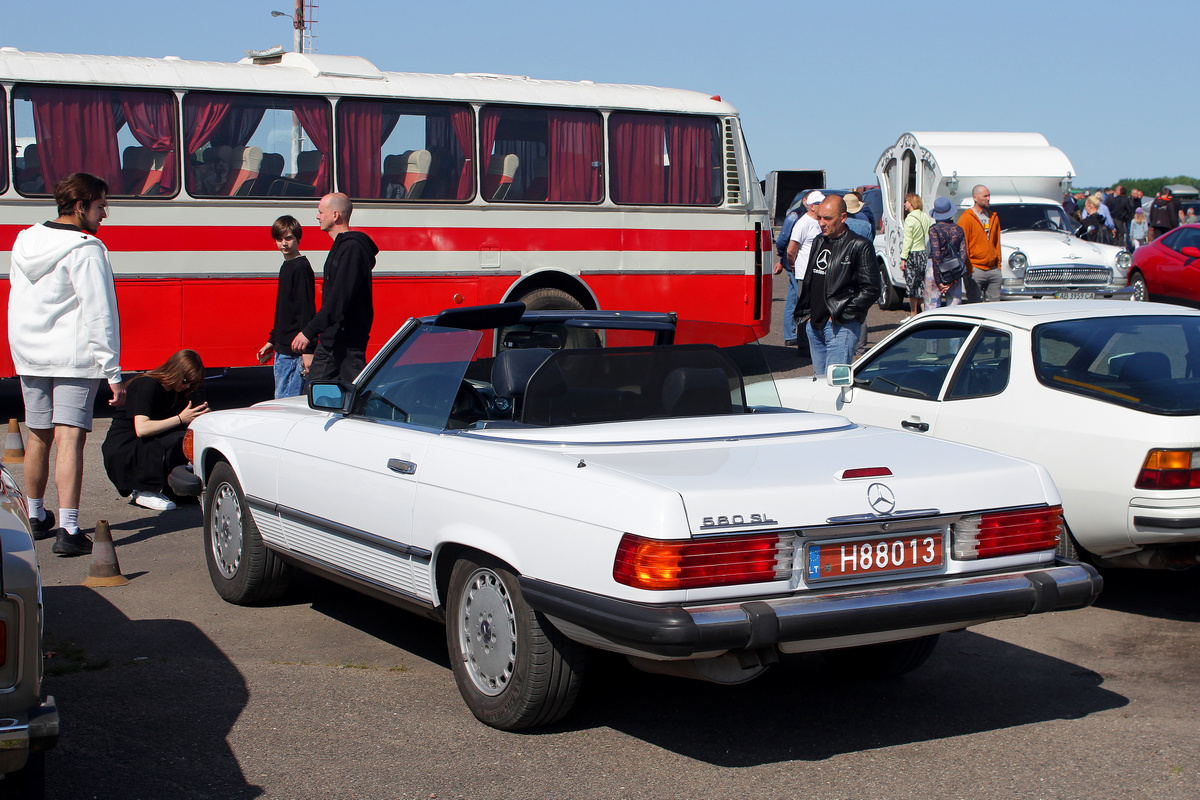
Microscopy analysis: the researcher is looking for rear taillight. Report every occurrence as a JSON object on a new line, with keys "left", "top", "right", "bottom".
{"left": 614, "top": 532, "right": 794, "bottom": 590}
{"left": 952, "top": 506, "right": 1062, "bottom": 560}
{"left": 1136, "top": 449, "right": 1200, "bottom": 489}
{"left": 182, "top": 429, "right": 194, "bottom": 462}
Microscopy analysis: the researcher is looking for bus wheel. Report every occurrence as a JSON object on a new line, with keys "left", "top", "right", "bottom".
{"left": 516, "top": 287, "right": 585, "bottom": 311}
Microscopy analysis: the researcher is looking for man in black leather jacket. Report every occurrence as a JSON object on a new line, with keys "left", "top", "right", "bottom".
{"left": 800, "top": 195, "right": 880, "bottom": 374}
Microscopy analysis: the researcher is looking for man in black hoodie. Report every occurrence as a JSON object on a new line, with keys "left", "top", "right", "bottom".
{"left": 292, "top": 192, "right": 378, "bottom": 383}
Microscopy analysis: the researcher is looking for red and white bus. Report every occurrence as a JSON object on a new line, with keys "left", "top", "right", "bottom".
{"left": 0, "top": 48, "right": 771, "bottom": 376}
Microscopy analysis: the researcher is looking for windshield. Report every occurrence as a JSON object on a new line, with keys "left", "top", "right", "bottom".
{"left": 1033, "top": 316, "right": 1200, "bottom": 415}
{"left": 993, "top": 203, "right": 1076, "bottom": 234}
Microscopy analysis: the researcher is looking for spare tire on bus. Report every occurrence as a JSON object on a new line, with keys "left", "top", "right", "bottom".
{"left": 510, "top": 288, "right": 599, "bottom": 348}
{"left": 515, "top": 287, "right": 585, "bottom": 311}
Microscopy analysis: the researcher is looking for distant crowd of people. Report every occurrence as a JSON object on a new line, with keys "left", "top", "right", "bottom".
{"left": 8, "top": 172, "right": 377, "bottom": 556}
{"left": 1063, "top": 184, "right": 1196, "bottom": 251}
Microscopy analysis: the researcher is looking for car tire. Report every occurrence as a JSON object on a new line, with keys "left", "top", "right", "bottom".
{"left": 876, "top": 262, "right": 903, "bottom": 310}
{"left": 446, "top": 555, "right": 587, "bottom": 730}
{"left": 204, "top": 461, "right": 291, "bottom": 605}
{"left": 1129, "top": 271, "right": 1148, "bottom": 302}
{"left": 0, "top": 752, "right": 45, "bottom": 799}
{"left": 820, "top": 634, "right": 939, "bottom": 678}
{"left": 1056, "top": 523, "right": 1085, "bottom": 562}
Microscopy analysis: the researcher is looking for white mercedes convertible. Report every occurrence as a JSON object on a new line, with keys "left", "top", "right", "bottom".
{"left": 186, "top": 303, "right": 1101, "bottom": 730}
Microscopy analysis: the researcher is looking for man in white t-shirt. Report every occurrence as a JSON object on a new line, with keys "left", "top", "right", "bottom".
{"left": 785, "top": 191, "right": 824, "bottom": 351}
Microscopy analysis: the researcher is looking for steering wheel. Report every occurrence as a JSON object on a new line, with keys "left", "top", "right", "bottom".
{"left": 449, "top": 381, "right": 492, "bottom": 428}
{"left": 1030, "top": 219, "right": 1052, "bottom": 231}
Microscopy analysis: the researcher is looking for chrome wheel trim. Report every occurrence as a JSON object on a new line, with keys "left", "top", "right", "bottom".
{"left": 457, "top": 567, "right": 517, "bottom": 697}
{"left": 1132, "top": 275, "right": 1148, "bottom": 302}
{"left": 210, "top": 482, "right": 244, "bottom": 579}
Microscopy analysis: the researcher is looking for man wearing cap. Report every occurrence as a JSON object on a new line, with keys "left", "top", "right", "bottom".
{"left": 958, "top": 184, "right": 1001, "bottom": 302}
{"left": 782, "top": 191, "right": 824, "bottom": 351}
{"left": 800, "top": 195, "right": 879, "bottom": 375}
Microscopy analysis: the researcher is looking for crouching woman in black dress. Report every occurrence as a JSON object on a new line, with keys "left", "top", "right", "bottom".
{"left": 102, "top": 350, "right": 209, "bottom": 511}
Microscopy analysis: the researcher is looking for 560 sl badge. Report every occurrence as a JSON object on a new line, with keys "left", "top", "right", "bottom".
{"left": 700, "top": 513, "right": 778, "bottom": 530}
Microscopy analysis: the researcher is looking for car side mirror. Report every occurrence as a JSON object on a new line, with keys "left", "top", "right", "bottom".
{"left": 1182, "top": 246, "right": 1200, "bottom": 259}
{"left": 308, "top": 381, "right": 353, "bottom": 413}
{"left": 826, "top": 364, "right": 853, "bottom": 403}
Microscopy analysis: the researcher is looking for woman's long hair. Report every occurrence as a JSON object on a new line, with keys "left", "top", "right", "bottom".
{"left": 143, "top": 349, "right": 204, "bottom": 394}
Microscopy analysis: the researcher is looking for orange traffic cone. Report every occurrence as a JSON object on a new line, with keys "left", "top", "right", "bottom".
{"left": 2, "top": 419, "right": 24, "bottom": 463}
{"left": 82, "top": 520, "right": 130, "bottom": 588}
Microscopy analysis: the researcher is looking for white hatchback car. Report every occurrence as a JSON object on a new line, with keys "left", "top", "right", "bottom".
{"left": 188, "top": 303, "right": 1101, "bottom": 730}
{"left": 777, "top": 300, "right": 1200, "bottom": 570}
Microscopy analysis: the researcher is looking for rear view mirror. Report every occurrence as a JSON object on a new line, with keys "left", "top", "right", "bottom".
{"left": 826, "top": 364, "right": 852, "bottom": 387}
{"left": 308, "top": 381, "right": 350, "bottom": 412}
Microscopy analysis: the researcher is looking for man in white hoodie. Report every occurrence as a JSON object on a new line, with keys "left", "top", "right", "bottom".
{"left": 8, "top": 172, "right": 124, "bottom": 557}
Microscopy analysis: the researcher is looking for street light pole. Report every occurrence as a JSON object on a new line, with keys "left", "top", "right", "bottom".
{"left": 291, "top": 0, "right": 304, "bottom": 55}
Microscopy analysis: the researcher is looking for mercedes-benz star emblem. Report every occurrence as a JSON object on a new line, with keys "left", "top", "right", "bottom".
{"left": 816, "top": 250, "right": 831, "bottom": 269}
{"left": 867, "top": 483, "right": 896, "bottom": 515}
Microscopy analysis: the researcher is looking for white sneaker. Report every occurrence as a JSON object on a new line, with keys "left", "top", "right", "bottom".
{"left": 132, "top": 490, "right": 177, "bottom": 511}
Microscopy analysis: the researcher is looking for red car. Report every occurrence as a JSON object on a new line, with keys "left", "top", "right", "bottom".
{"left": 1130, "top": 224, "right": 1200, "bottom": 305}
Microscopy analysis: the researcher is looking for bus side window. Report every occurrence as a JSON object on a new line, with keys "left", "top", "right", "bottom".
{"left": 12, "top": 84, "right": 177, "bottom": 197}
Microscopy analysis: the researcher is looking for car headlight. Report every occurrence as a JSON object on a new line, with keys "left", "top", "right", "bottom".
{"left": 1116, "top": 251, "right": 1131, "bottom": 269}
{"left": 1008, "top": 251, "right": 1027, "bottom": 274}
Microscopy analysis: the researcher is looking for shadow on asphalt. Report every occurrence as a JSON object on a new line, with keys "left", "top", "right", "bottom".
{"left": 266, "top": 570, "right": 1127, "bottom": 763}
{"left": 559, "top": 630, "right": 1127, "bottom": 765}
{"left": 1091, "top": 566, "right": 1200, "bottom": 622}
{"left": 42, "top": 586, "right": 263, "bottom": 800}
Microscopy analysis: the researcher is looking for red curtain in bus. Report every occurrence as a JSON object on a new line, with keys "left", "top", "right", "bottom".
{"left": 609, "top": 113, "right": 665, "bottom": 205}
{"left": 183, "top": 97, "right": 230, "bottom": 156}
{"left": 337, "top": 101, "right": 401, "bottom": 198}
{"left": 479, "top": 109, "right": 502, "bottom": 199}
{"left": 450, "top": 108, "right": 473, "bottom": 199}
{"left": 121, "top": 93, "right": 177, "bottom": 192}
{"left": 547, "top": 110, "right": 601, "bottom": 203}
{"left": 338, "top": 101, "right": 382, "bottom": 198}
{"left": 28, "top": 87, "right": 122, "bottom": 190}
{"left": 292, "top": 98, "right": 331, "bottom": 194}
{"left": 667, "top": 117, "right": 715, "bottom": 205}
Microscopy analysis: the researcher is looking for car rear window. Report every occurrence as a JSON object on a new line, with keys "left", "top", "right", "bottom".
{"left": 1033, "top": 316, "right": 1200, "bottom": 414}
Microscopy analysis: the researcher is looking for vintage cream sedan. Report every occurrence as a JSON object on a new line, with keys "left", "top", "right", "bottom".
{"left": 187, "top": 303, "right": 1101, "bottom": 730}
{"left": 991, "top": 198, "right": 1133, "bottom": 301}
{"left": 777, "top": 300, "right": 1200, "bottom": 570}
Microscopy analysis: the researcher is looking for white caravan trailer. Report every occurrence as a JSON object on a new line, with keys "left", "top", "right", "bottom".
{"left": 873, "top": 132, "right": 1131, "bottom": 307}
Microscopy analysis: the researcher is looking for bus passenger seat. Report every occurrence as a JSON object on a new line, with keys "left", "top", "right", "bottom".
{"left": 141, "top": 149, "right": 168, "bottom": 194}
{"left": 382, "top": 152, "right": 411, "bottom": 199}
{"left": 17, "top": 144, "right": 44, "bottom": 193}
{"left": 295, "top": 150, "right": 322, "bottom": 187}
{"left": 483, "top": 153, "right": 519, "bottom": 201}
{"left": 228, "top": 146, "right": 263, "bottom": 195}
{"left": 404, "top": 149, "right": 431, "bottom": 200}
{"left": 523, "top": 157, "right": 548, "bottom": 201}
{"left": 122, "top": 146, "right": 151, "bottom": 194}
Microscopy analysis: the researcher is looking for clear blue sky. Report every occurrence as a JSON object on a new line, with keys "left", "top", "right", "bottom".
{"left": 6, "top": 0, "right": 1192, "bottom": 190}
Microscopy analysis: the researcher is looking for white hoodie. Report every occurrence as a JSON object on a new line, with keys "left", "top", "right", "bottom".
{"left": 8, "top": 223, "right": 121, "bottom": 383}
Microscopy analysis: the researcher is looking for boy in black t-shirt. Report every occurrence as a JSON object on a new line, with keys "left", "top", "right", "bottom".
{"left": 256, "top": 216, "right": 316, "bottom": 397}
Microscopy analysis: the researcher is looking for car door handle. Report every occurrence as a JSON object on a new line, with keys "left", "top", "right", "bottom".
{"left": 901, "top": 420, "right": 930, "bottom": 432}
{"left": 387, "top": 458, "right": 417, "bottom": 475}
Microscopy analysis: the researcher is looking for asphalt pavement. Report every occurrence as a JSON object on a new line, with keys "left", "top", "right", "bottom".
{"left": 9, "top": 277, "right": 1200, "bottom": 799}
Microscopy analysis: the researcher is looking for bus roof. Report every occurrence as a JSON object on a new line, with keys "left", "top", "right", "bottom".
{"left": 0, "top": 48, "right": 739, "bottom": 115}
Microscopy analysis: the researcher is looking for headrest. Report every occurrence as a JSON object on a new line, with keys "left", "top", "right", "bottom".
{"left": 383, "top": 153, "right": 406, "bottom": 174}
{"left": 408, "top": 149, "right": 432, "bottom": 174}
{"left": 662, "top": 367, "right": 732, "bottom": 417}
{"left": 237, "top": 146, "right": 263, "bottom": 171}
{"left": 492, "top": 347, "right": 552, "bottom": 399}
{"left": 297, "top": 150, "right": 322, "bottom": 170}
{"left": 261, "top": 152, "right": 284, "bottom": 177}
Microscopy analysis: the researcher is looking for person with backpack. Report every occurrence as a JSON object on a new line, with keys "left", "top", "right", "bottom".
{"left": 926, "top": 197, "right": 968, "bottom": 308}
{"left": 1075, "top": 197, "right": 1114, "bottom": 245}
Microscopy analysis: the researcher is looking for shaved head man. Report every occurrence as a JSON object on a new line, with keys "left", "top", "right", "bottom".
{"left": 958, "top": 184, "right": 1001, "bottom": 301}
{"left": 292, "top": 192, "right": 379, "bottom": 383}
{"left": 799, "top": 194, "right": 879, "bottom": 375}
